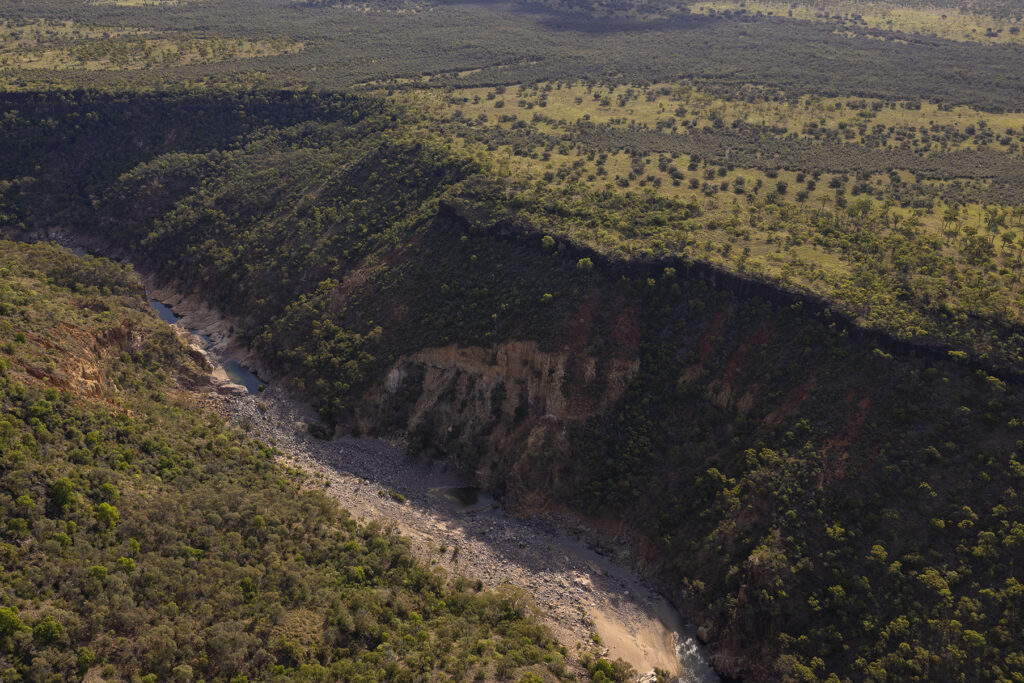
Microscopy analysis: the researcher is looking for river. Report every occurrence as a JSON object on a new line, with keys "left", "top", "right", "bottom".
{"left": 147, "top": 295, "right": 266, "bottom": 393}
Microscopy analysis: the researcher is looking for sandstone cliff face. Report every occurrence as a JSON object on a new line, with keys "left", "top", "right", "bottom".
{"left": 359, "top": 340, "right": 638, "bottom": 510}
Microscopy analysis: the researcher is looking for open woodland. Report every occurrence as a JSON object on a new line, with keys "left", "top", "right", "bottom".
{"left": 1, "top": 0, "right": 1023, "bottom": 680}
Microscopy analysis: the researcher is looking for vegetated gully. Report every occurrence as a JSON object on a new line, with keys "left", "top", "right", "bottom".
{"left": 144, "top": 278, "right": 720, "bottom": 682}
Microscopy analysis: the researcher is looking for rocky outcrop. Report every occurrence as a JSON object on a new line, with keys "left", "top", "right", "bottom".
{"left": 359, "top": 340, "right": 638, "bottom": 510}
{"left": 216, "top": 381, "right": 249, "bottom": 396}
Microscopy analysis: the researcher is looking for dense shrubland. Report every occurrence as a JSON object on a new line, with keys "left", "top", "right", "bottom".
{"left": 0, "top": 241, "right": 579, "bottom": 681}
{"left": 5, "top": 89, "right": 1024, "bottom": 374}
{"left": 562, "top": 274, "right": 1024, "bottom": 680}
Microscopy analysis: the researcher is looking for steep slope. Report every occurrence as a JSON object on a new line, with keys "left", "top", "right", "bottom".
{"left": 2, "top": 97, "right": 1022, "bottom": 680}
{"left": 0, "top": 241, "right": 577, "bottom": 681}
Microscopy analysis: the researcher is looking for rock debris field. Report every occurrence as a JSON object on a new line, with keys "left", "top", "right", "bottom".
{"left": 167, "top": 302, "right": 720, "bottom": 682}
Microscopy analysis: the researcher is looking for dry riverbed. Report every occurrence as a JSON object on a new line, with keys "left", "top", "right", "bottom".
{"left": 206, "top": 383, "right": 717, "bottom": 682}
{"left": 32, "top": 233, "right": 714, "bottom": 681}
{"left": 145, "top": 276, "right": 720, "bottom": 683}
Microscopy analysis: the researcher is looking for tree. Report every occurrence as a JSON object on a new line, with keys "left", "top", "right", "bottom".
{"left": 942, "top": 204, "right": 961, "bottom": 235}
{"left": 0, "top": 607, "right": 25, "bottom": 640}
{"left": 96, "top": 502, "right": 119, "bottom": 530}
{"left": 32, "top": 616, "right": 65, "bottom": 645}
{"left": 50, "top": 477, "right": 75, "bottom": 510}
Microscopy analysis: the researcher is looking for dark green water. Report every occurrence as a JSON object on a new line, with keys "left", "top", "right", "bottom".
{"left": 147, "top": 296, "right": 265, "bottom": 395}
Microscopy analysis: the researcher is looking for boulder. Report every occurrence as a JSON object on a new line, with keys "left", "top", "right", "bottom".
{"left": 216, "top": 382, "right": 249, "bottom": 396}
{"left": 696, "top": 618, "right": 719, "bottom": 643}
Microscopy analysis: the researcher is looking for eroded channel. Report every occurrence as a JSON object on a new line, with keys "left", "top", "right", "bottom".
{"left": 147, "top": 287, "right": 719, "bottom": 682}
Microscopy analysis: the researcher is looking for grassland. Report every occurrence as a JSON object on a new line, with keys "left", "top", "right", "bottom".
{"left": 89, "top": 0, "right": 194, "bottom": 5}
{"left": 4, "top": 0, "right": 1024, "bottom": 110}
{"left": 0, "top": 20, "right": 301, "bottom": 71}
{"left": 694, "top": 0, "right": 1024, "bottom": 43}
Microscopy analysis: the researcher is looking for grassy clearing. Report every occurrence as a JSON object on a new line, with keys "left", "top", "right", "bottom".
{"left": 0, "top": 20, "right": 302, "bottom": 71}
{"left": 434, "top": 81, "right": 1024, "bottom": 154}
{"left": 88, "top": 0, "right": 192, "bottom": 5}
{"left": 87, "top": 0, "right": 189, "bottom": 5}
{"left": 405, "top": 80, "right": 1024, "bottom": 226}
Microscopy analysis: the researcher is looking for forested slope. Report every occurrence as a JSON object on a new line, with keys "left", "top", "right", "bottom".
{"left": 1, "top": 94, "right": 1020, "bottom": 680}
{"left": 7, "top": 88, "right": 1024, "bottom": 377}
{"left": 0, "top": 241, "right": 577, "bottom": 681}
{"left": 2, "top": 0, "right": 1024, "bottom": 678}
